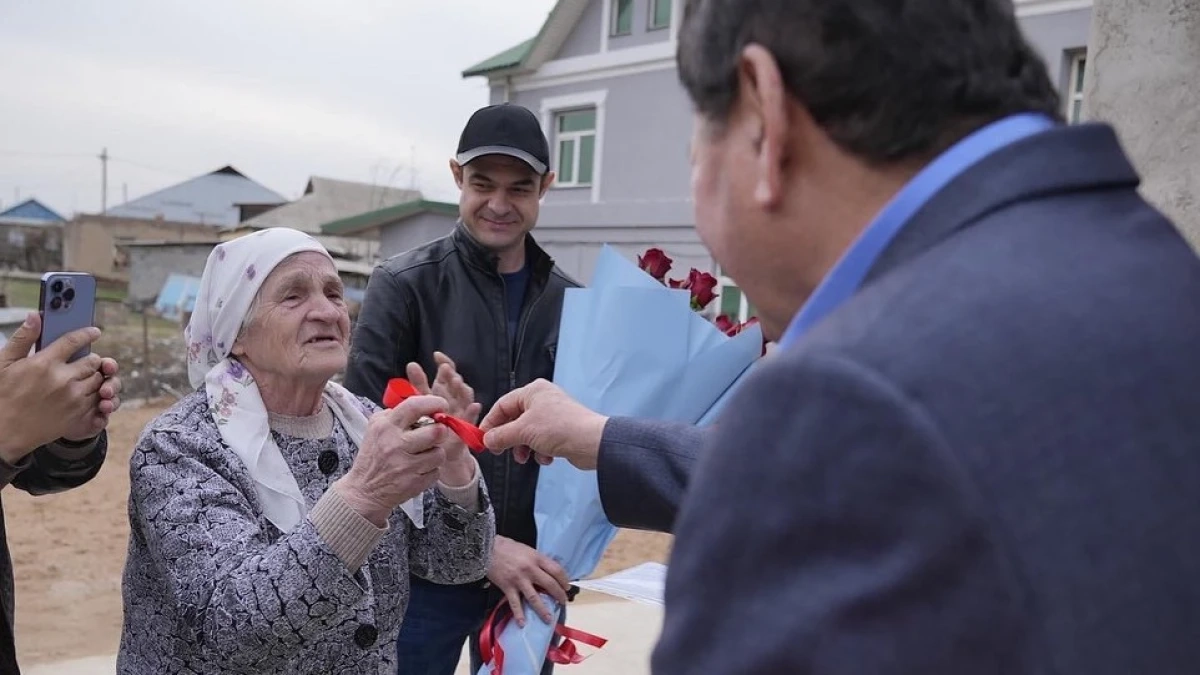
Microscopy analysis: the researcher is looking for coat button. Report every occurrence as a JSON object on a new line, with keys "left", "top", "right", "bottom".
{"left": 354, "top": 623, "right": 378, "bottom": 648}
{"left": 317, "top": 450, "right": 339, "bottom": 475}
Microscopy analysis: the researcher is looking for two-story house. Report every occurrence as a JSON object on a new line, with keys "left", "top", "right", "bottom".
{"left": 463, "top": 0, "right": 1094, "bottom": 321}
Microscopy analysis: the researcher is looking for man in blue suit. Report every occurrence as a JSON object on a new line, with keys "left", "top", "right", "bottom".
{"left": 481, "top": 0, "right": 1200, "bottom": 672}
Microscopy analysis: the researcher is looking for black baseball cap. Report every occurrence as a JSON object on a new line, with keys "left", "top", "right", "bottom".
{"left": 456, "top": 103, "right": 550, "bottom": 175}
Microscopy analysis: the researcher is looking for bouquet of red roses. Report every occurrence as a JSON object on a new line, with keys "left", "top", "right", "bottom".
{"left": 637, "top": 247, "right": 762, "bottom": 339}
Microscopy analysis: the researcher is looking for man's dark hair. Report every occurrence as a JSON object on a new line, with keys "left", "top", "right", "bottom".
{"left": 677, "top": 0, "right": 1062, "bottom": 164}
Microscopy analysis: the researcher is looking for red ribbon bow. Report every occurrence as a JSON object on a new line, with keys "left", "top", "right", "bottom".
{"left": 382, "top": 378, "right": 488, "bottom": 452}
{"left": 478, "top": 600, "right": 608, "bottom": 674}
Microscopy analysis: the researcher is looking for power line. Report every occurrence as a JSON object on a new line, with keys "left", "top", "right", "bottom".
{"left": 0, "top": 150, "right": 94, "bottom": 160}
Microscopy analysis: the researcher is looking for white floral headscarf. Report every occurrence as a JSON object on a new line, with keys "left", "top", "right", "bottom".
{"left": 185, "top": 227, "right": 422, "bottom": 535}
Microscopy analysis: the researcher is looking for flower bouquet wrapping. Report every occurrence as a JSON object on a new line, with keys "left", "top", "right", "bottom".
{"left": 477, "top": 245, "right": 764, "bottom": 674}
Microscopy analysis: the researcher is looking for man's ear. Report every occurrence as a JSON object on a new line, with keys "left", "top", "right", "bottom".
{"left": 539, "top": 171, "right": 556, "bottom": 197}
{"left": 450, "top": 159, "right": 465, "bottom": 189}
{"left": 737, "top": 44, "right": 789, "bottom": 210}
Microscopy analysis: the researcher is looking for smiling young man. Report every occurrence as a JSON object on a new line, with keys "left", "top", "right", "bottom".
{"left": 344, "top": 103, "right": 578, "bottom": 675}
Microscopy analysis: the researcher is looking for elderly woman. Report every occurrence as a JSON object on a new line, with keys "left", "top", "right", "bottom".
{"left": 118, "top": 227, "right": 494, "bottom": 674}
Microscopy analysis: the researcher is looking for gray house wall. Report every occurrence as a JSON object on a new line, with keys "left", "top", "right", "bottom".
{"left": 508, "top": 66, "right": 692, "bottom": 210}
{"left": 556, "top": 0, "right": 604, "bottom": 59}
{"left": 379, "top": 212, "right": 460, "bottom": 260}
{"left": 476, "top": 0, "right": 1094, "bottom": 285}
{"left": 1021, "top": 8, "right": 1093, "bottom": 102}
{"left": 126, "top": 244, "right": 214, "bottom": 305}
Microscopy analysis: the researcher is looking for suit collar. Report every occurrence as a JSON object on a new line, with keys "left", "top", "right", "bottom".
{"left": 865, "top": 123, "right": 1141, "bottom": 284}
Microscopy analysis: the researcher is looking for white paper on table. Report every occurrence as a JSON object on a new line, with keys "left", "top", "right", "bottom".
{"left": 575, "top": 562, "right": 667, "bottom": 607}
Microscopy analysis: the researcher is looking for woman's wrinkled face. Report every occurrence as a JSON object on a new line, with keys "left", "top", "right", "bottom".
{"left": 231, "top": 252, "right": 351, "bottom": 386}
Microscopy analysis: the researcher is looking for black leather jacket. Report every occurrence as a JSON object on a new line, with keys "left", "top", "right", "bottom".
{"left": 344, "top": 224, "right": 577, "bottom": 551}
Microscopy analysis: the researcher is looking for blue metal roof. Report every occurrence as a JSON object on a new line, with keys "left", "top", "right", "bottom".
{"left": 0, "top": 198, "right": 65, "bottom": 224}
{"left": 106, "top": 166, "right": 284, "bottom": 227}
{"left": 154, "top": 273, "right": 202, "bottom": 321}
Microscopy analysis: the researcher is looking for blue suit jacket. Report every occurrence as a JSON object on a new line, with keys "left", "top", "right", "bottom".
{"left": 605, "top": 123, "right": 1200, "bottom": 674}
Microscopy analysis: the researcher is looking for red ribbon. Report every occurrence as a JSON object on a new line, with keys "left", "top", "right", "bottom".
{"left": 382, "top": 378, "right": 488, "bottom": 452}
{"left": 477, "top": 600, "right": 608, "bottom": 674}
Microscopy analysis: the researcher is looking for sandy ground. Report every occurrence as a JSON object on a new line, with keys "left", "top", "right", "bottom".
{"left": 6, "top": 401, "right": 673, "bottom": 667}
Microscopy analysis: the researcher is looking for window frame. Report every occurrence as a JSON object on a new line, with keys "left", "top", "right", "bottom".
{"left": 540, "top": 90, "right": 608, "bottom": 202}
{"left": 1066, "top": 51, "right": 1087, "bottom": 124}
{"left": 717, "top": 273, "right": 754, "bottom": 322}
{"left": 610, "top": 0, "right": 633, "bottom": 36}
{"left": 648, "top": 0, "right": 672, "bottom": 31}
{"left": 552, "top": 109, "right": 597, "bottom": 188}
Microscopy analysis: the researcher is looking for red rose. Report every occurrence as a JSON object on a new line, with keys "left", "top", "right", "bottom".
{"left": 687, "top": 269, "right": 720, "bottom": 311}
{"left": 714, "top": 314, "right": 738, "bottom": 335}
{"left": 637, "top": 248, "right": 673, "bottom": 282}
{"left": 667, "top": 277, "right": 686, "bottom": 289}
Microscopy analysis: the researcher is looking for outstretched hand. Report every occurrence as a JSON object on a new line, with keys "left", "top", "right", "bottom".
{"left": 479, "top": 379, "right": 608, "bottom": 471}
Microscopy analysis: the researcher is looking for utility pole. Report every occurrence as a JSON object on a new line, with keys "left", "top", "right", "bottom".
{"left": 99, "top": 147, "right": 109, "bottom": 213}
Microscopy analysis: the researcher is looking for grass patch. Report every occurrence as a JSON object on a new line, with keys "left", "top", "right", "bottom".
{"left": 0, "top": 277, "right": 127, "bottom": 308}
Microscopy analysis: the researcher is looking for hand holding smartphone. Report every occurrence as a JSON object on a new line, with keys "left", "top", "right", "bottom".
{"left": 36, "top": 272, "right": 98, "bottom": 363}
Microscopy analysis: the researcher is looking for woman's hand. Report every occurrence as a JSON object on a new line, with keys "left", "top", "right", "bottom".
{"left": 405, "top": 352, "right": 480, "bottom": 487}
{"left": 335, "top": 394, "right": 450, "bottom": 527}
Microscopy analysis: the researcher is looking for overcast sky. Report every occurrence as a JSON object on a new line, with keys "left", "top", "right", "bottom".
{"left": 0, "top": 0, "right": 557, "bottom": 216}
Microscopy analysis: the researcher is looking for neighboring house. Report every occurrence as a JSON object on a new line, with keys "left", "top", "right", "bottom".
{"left": 105, "top": 165, "right": 285, "bottom": 227}
{"left": 65, "top": 165, "right": 284, "bottom": 282}
{"left": 0, "top": 198, "right": 66, "bottom": 272}
{"left": 320, "top": 199, "right": 460, "bottom": 261}
{"left": 230, "top": 176, "right": 426, "bottom": 264}
{"left": 463, "top": 0, "right": 1094, "bottom": 321}
{"left": 119, "top": 240, "right": 219, "bottom": 307}
{"left": 123, "top": 237, "right": 372, "bottom": 321}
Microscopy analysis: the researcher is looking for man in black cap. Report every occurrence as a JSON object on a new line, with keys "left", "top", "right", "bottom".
{"left": 345, "top": 102, "right": 577, "bottom": 675}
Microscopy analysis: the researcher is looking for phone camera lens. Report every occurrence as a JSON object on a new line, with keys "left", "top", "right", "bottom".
{"left": 50, "top": 280, "right": 64, "bottom": 294}
{"left": 63, "top": 287, "right": 76, "bottom": 301}
{"left": 50, "top": 296, "right": 63, "bottom": 311}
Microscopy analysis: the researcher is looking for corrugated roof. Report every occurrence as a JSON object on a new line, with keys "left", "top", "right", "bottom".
{"left": 0, "top": 198, "right": 65, "bottom": 225}
{"left": 236, "top": 177, "right": 422, "bottom": 234}
{"left": 463, "top": 38, "right": 537, "bottom": 76}
{"left": 104, "top": 165, "right": 284, "bottom": 227}
{"left": 321, "top": 199, "right": 459, "bottom": 236}
{"left": 461, "top": 0, "right": 590, "bottom": 78}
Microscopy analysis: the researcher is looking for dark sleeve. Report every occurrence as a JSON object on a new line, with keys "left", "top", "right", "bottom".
{"left": 596, "top": 417, "right": 704, "bottom": 533}
{"left": 343, "top": 266, "right": 419, "bottom": 406}
{"left": 4, "top": 433, "right": 107, "bottom": 495}
{"left": 651, "top": 352, "right": 1036, "bottom": 675}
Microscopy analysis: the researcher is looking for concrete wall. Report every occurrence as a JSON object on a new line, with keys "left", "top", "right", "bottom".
{"left": 379, "top": 212, "right": 461, "bottom": 259}
{"left": 125, "top": 244, "right": 214, "bottom": 305}
{"left": 1083, "top": 0, "right": 1200, "bottom": 248}
{"left": 65, "top": 215, "right": 223, "bottom": 282}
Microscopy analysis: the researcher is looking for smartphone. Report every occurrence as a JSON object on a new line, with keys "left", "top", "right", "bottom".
{"left": 36, "top": 272, "right": 97, "bottom": 362}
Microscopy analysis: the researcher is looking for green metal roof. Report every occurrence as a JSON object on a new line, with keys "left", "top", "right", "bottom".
{"left": 462, "top": 37, "right": 537, "bottom": 77}
{"left": 320, "top": 199, "right": 459, "bottom": 236}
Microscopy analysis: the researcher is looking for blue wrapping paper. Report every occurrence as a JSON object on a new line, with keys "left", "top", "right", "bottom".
{"left": 477, "top": 246, "right": 763, "bottom": 674}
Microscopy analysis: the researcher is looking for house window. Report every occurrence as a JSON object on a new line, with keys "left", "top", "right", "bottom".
{"left": 649, "top": 0, "right": 672, "bottom": 30}
{"left": 1066, "top": 51, "right": 1086, "bottom": 124}
{"left": 718, "top": 274, "right": 755, "bottom": 322}
{"left": 554, "top": 108, "right": 597, "bottom": 187}
{"left": 611, "top": 0, "right": 633, "bottom": 36}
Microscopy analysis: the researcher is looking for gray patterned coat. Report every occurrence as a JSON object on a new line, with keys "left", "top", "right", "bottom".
{"left": 117, "top": 391, "right": 494, "bottom": 674}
